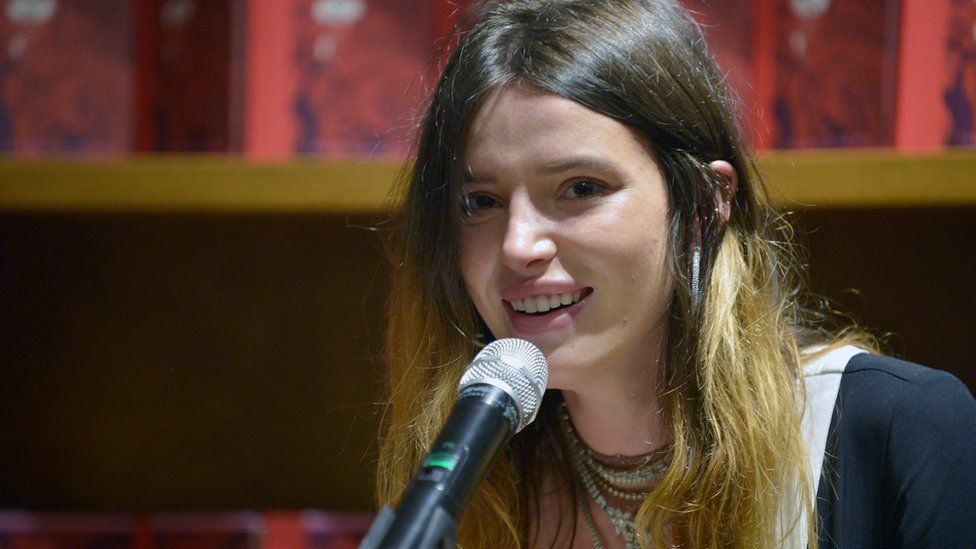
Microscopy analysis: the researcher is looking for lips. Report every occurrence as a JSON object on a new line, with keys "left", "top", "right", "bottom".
{"left": 503, "top": 288, "right": 592, "bottom": 336}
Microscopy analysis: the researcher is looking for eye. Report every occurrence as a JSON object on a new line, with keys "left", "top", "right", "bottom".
{"left": 462, "top": 192, "right": 502, "bottom": 217}
{"left": 560, "top": 179, "right": 610, "bottom": 200}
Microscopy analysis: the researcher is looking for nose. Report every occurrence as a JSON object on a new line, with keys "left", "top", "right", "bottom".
{"left": 501, "top": 193, "right": 556, "bottom": 274}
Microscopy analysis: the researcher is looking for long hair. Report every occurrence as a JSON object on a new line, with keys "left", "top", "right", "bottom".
{"left": 377, "top": 0, "right": 872, "bottom": 546}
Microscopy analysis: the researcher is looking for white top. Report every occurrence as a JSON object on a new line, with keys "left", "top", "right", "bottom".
{"left": 780, "top": 345, "right": 868, "bottom": 548}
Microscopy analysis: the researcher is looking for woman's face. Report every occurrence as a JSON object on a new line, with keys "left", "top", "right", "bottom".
{"left": 459, "top": 85, "right": 673, "bottom": 390}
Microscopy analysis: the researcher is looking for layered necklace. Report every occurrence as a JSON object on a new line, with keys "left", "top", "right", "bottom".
{"left": 557, "top": 401, "right": 670, "bottom": 549}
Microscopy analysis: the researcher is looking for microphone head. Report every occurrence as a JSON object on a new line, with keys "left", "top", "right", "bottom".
{"left": 457, "top": 338, "right": 549, "bottom": 433}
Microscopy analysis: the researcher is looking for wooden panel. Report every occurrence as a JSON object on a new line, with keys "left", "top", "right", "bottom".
{"left": 1, "top": 208, "right": 973, "bottom": 510}
{"left": 801, "top": 207, "right": 976, "bottom": 390}
{"left": 0, "top": 213, "right": 390, "bottom": 510}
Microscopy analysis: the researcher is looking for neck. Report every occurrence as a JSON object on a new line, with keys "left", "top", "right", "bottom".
{"left": 560, "top": 353, "right": 668, "bottom": 457}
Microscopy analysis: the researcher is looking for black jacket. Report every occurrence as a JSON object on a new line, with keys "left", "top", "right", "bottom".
{"left": 815, "top": 353, "right": 976, "bottom": 548}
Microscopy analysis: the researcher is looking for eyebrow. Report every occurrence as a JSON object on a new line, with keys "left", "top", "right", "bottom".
{"left": 462, "top": 155, "right": 619, "bottom": 183}
{"left": 538, "top": 156, "right": 619, "bottom": 176}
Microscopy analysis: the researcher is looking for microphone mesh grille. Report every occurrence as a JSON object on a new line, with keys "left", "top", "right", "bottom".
{"left": 457, "top": 338, "right": 549, "bottom": 432}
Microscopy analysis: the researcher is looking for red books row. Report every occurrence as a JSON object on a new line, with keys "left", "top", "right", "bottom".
{"left": 0, "top": 0, "right": 971, "bottom": 157}
{"left": 0, "top": 0, "right": 438, "bottom": 158}
{"left": 0, "top": 510, "right": 371, "bottom": 548}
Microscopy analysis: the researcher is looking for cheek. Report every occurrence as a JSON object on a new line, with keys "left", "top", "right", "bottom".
{"left": 636, "top": 223, "right": 670, "bottom": 286}
{"left": 458, "top": 230, "right": 491, "bottom": 299}
{"left": 458, "top": 232, "right": 476, "bottom": 281}
{"left": 599, "top": 211, "right": 671, "bottom": 294}
{"left": 640, "top": 229, "right": 674, "bottom": 308}
{"left": 458, "top": 245, "right": 502, "bottom": 333}
{"left": 616, "top": 238, "right": 668, "bottom": 291}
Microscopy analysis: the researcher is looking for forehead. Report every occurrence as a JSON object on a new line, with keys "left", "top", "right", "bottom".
{"left": 469, "top": 85, "right": 598, "bottom": 134}
{"left": 464, "top": 85, "right": 656, "bottom": 173}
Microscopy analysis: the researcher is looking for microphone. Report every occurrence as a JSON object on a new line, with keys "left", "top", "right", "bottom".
{"left": 360, "top": 338, "right": 548, "bottom": 549}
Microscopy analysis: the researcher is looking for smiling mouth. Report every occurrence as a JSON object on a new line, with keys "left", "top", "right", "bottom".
{"left": 509, "top": 289, "right": 592, "bottom": 315}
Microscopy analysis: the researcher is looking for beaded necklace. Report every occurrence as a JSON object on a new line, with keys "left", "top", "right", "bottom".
{"left": 557, "top": 401, "right": 670, "bottom": 549}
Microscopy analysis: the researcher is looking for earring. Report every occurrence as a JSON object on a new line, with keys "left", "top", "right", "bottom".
{"left": 690, "top": 245, "right": 701, "bottom": 306}
{"left": 691, "top": 213, "right": 703, "bottom": 308}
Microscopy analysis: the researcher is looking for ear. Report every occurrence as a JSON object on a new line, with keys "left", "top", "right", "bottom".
{"left": 709, "top": 160, "right": 738, "bottom": 226}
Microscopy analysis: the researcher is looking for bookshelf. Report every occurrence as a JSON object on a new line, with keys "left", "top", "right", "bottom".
{"left": 1, "top": 0, "right": 974, "bottom": 518}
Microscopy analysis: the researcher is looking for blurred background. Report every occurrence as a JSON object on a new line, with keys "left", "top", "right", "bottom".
{"left": 0, "top": 0, "right": 973, "bottom": 546}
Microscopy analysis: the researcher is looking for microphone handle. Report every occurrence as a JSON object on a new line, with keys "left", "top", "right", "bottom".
{"left": 371, "top": 383, "right": 518, "bottom": 549}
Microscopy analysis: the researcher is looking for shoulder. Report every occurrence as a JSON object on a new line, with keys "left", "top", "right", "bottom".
{"left": 839, "top": 354, "right": 976, "bottom": 432}
{"left": 803, "top": 348, "right": 976, "bottom": 436}
{"left": 845, "top": 352, "right": 970, "bottom": 390}
{"left": 815, "top": 352, "right": 976, "bottom": 547}
{"left": 842, "top": 354, "right": 976, "bottom": 468}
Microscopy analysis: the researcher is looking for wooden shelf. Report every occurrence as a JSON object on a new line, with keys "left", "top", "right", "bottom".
{"left": 0, "top": 155, "right": 403, "bottom": 214}
{"left": 1, "top": 150, "right": 974, "bottom": 212}
{"left": 759, "top": 149, "right": 976, "bottom": 208}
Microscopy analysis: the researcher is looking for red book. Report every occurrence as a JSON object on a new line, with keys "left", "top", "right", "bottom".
{"left": 147, "top": 513, "right": 263, "bottom": 548}
{"left": 0, "top": 512, "right": 135, "bottom": 547}
{"left": 944, "top": 0, "right": 976, "bottom": 145}
{"left": 895, "top": 0, "right": 947, "bottom": 151}
{"left": 764, "top": 0, "right": 900, "bottom": 148}
{"left": 135, "top": 0, "right": 236, "bottom": 152}
{"left": 245, "top": 0, "right": 439, "bottom": 160}
{"left": 303, "top": 511, "right": 373, "bottom": 549}
{"left": 0, "top": 0, "right": 136, "bottom": 154}
{"left": 682, "top": 0, "right": 759, "bottom": 144}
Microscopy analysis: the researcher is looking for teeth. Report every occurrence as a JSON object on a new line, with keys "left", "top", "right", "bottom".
{"left": 511, "top": 291, "right": 586, "bottom": 314}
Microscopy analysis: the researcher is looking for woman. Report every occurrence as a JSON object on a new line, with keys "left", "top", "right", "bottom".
{"left": 376, "top": 0, "right": 976, "bottom": 547}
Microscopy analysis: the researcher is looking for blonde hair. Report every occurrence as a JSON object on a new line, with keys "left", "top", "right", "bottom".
{"left": 376, "top": 0, "right": 877, "bottom": 546}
